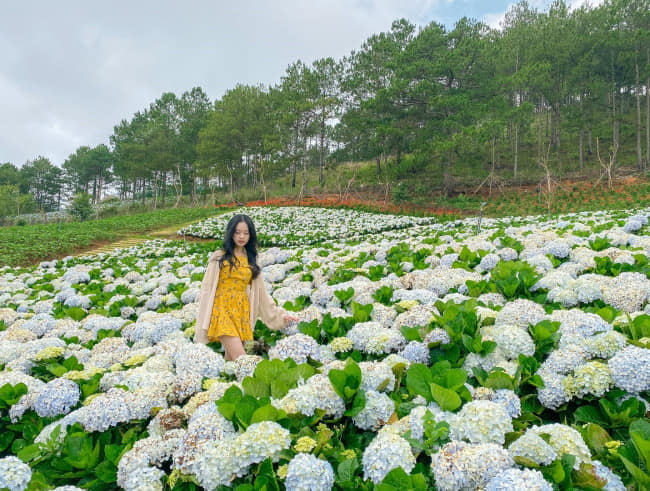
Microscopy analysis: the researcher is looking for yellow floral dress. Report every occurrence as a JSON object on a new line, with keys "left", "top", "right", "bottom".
{"left": 207, "top": 255, "right": 253, "bottom": 342}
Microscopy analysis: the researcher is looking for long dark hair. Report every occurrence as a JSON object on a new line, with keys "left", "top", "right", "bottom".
{"left": 218, "top": 214, "right": 261, "bottom": 280}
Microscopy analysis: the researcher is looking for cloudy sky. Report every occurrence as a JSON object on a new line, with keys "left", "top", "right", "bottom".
{"left": 1, "top": 0, "right": 595, "bottom": 168}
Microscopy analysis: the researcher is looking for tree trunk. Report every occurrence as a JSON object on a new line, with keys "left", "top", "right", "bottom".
{"left": 190, "top": 168, "right": 196, "bottom": 206}
{"left": 319, "top": 117, "right": 326, "bottom": 186}
{"left": 611, "top": 54, "right": 618, "bottom": 168}
{"left": 162, "top": 170, "right": 167, "bottom": 206}
{"left": 514, "top": 125, "right": 518, "bottom": 183}
{"left": 141, "top": 178, "right": 146, "bottom": 206}
{"left": 302, "top": 127, "right": 308, "bottom": 197}
{"left": 587, "top": 125, "right": 593, "bottom": 156}
{"left": 538, "top": 97, "right": 543, "bottom": 160}
{"left": 579, "top": 128, "right": 584, "bottom": 172}
{"left": 646, "top": 47, "right": 649, "bottom": 171}
{"left": 635, "top": 47, "right": 642, "bottom": 170}
{"left": 376, "top": 155, "right": 381, "bottom": 177}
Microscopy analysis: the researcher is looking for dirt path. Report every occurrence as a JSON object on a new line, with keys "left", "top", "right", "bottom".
{"left": 73, "top": 221, "right": 212, "bottom": 257}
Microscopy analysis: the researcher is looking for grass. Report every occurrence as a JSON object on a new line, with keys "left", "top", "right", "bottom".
{"left": 0, "top": 206, "right": 233, "bottom": 268}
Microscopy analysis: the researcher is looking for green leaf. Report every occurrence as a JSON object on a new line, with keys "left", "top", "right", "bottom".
{"left": 234, "top": 396, "right": 259, "bottom": 428}
{"left": 430, "top": 383, "right": 461, "bottom": 412}
{"left": 573, "top": 463, "right": 608, "bottom": 489}
{"left": 344, "top": 390, "right": 366, "bottom": 417}
{"left": 573, "top": 405, "right": 608, "bottom": 426}
{"left": 618, "top": 454, "right": 650, "bottom": 488}
{"left": 243, "top": 377, "right": 270, "bottom": 399}
{"left": 270, "top": 379, "right": 289, "bottom": 399}
{"left": 376, "top": 467, "right": 411, "bottom": 489}
{"left": 405, "top": 363, "right": 433, "bottom": 402}
{"left": 17, "top": 443, "right": 41, "bottom": 462}
{"left": 95, "top": 460, "right": 117, "bottom": 483}
{"left": 337, "top": 458, "right": 359, "bottom": 483}
{"left": 483, "top": 370, "right": 515, "bottom": 391}
{"left": 582, "top": 423, "right": 612, "bottom": 457}
{"left": 250, "top": 404, "right": 279, "bottom": 424}
{"left": 441, "top": 368, "right": 467, "bottom": 391}
{"left": 629, "top": 418, "right": 650, "bottom": 468}
{"left": 328, "top": 369, "right": 348, "bottom": 400}
{"left": 400, "top": 326, "right": 422, "bottom": 342}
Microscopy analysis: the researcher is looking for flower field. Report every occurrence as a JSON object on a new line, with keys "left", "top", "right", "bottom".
{"left": 177, "top": 206, "right": 439, "bottom": 245}
{"left": 1, "top": 205, "right": 649, "bottom": 490}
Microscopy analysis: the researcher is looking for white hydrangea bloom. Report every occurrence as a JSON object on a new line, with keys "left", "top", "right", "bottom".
{"left": 285, "top": 453, "right": 335, "bottom": 491}
{"left": 528, "top": 424, "right": 592, "bottom": 469}
{"left": 361, "top": 431, "right": 416, "bottom": 484}
{"left": 431, "top": 441, "right": 514, "bottom": 491}
{"left": 508, "top": 431, "right": 558, "bottom": 466}
{"left": 449, "top": 400, "right": 513, "bottom": 445}
{"left": 0, "top": 456, "right": 32, "bottom": 491}
{"left": 562, "top": 361, "right": 614, "bottom": 399}
{"left": 481, "top": 324, "right": 535, "bottom": 360}
{"left": 352, "top": 390, "right": 395, "bottom": 431}
{"left": 608, "top": 346, "right": 650, "bottom": 393}
{"left": 485, "top": 468, "right": 552, "bottom": 491}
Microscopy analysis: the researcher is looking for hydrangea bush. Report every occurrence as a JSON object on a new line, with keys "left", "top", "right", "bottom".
{"left": 0, "top": 206, "right": 649, "bottom": 489}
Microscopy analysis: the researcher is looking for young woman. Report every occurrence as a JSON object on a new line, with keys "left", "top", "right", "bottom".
{"left": 194, "top": 214, "right": 299, "bottom": 360}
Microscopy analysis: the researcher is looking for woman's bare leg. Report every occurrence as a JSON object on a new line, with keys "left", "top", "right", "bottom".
{"left": 219, "top": 335, "right": 246, "bottom": 361}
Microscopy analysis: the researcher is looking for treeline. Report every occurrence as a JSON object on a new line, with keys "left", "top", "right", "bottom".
{"left": 2, "top": 0, "right": 649, "bottom": 215}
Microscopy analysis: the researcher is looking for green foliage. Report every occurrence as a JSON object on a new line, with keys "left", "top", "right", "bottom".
{"left": 241, "top": 359, "right": 315, "bottom": 400}
{"left": 431, "top": 300, "right": 495, "bottom": 359}
{"left": 328, "top": 358, "right": 366, "bottom": 417}
{"left": 376, "top": 467, "right": 428, "bottom": 490}
{"left": 403, "top": 409, "right": 450, "bottom": 457}
{"left": 68, "top": 193, "right": 94, "bottom": 221}
{"left": 372, "top": 286, "right": 394, "bottom": 306}
{"left": 589, "top": 237, "right": 613, "bottom": 251}
{"left": 19, "top": 420, "right": 146, "bottom": 489}
{"left": 334, "top": 287, "right": 355, "bottom": 306}
{"left": 616, "top": 419, "right": 650, "bottom": 489}
{"left": 405, "top": 361, "right": 471, "bottom": 411}
{"left": 282, "top": 295, "right": 310, "bottom": 312}
{"left": 30, "top": 355, "right": 84, "bottom": 382}
{"left": 528, "top": 320, "right": 561, "bottom": 360}
{"left": 216, "top": 385, "right": 286, "bottom": 430}
{"left": 617, "top": 314, "right": 650, "bottom": 342}
{"left": 490, "top": 261, "right": 541, "bottom": 299}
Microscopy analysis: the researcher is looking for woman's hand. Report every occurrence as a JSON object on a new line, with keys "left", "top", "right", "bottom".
{"left": 283, "top": 313, "right": 300, "bottom": 325}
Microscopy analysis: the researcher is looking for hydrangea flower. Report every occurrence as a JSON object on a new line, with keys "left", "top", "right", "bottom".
{"left": 352, "top": 390, "right": 395, "bottom": 431}
{"left": 481, "top": 324, "right": 535, "bottom": 360}
{"left": 192, "top": 421, "right": 290, "bottom": 489}
{"left": 361, "top": 431, "right": 415, "bottom": 484}
{"left": 268, "top": 333, "right": 321, "bottom": 364}
{"left": 495, "top": 299, "right": 546, "bottom": 329}
{"left": 285, "top": 453, "right": 335, "bottom": 491}
{"left": 272, "top": 374, "right": 346, "bottom": 419}
{"left": 608, "top": 345, "right": 650, "bottom": 393}
{"left": 528, "top": 424, "right": 592, "bottom": 468}
{"left": 0, "top": 456, "right": 32, "bottom": 491}
{"left": 398, "top": 341, "right": 430, "bottom": 364}
{"left": 485, "top": 468, "right": 552, "bottom": 490}
{"left": 562, "top": 361, "right": 613, "bottom": 399}
{"left": 431, "top": 441, "right": 514, "bottom": 491}
{"left": 508, "top": 431, "right": 558, "bottom": 466}
{"left": 346, "top": 322, "right": 406, "bottom": 354}
{"left": 328, "top": 336, "right": 353, "bottom": 353}
{"left": 34, "top": 378, "right": 81, "bottom": 418}
{"left": 449, "top": 400, "right": 513, "bottom": 445}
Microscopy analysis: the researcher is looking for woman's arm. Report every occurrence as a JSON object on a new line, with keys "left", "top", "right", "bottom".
{"left": 256, "top": 273, "right": 290, "bottom": 331}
